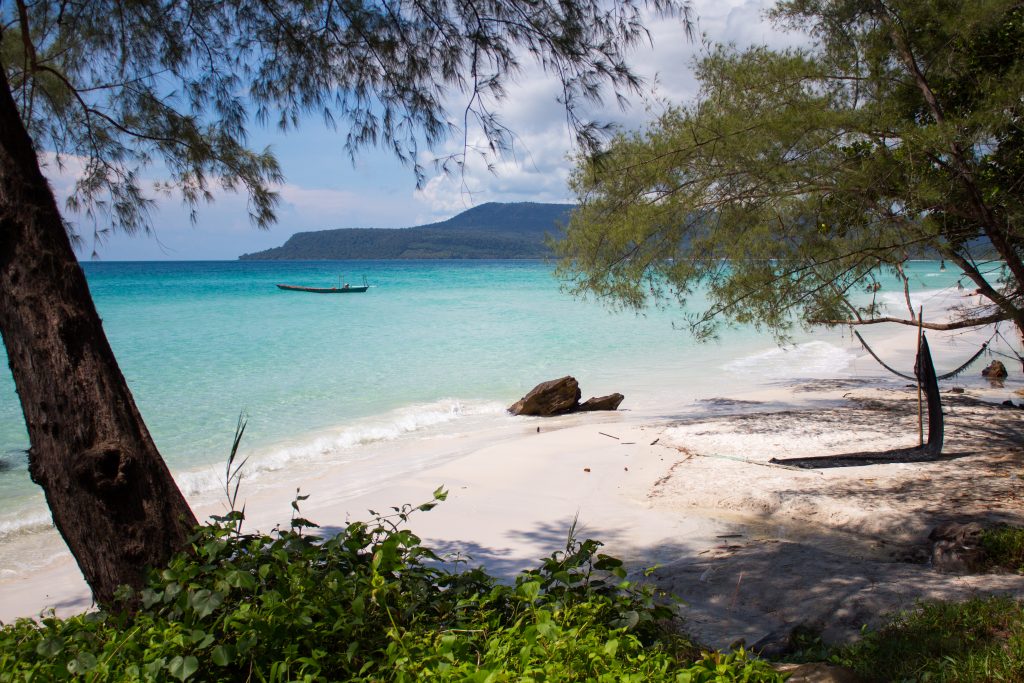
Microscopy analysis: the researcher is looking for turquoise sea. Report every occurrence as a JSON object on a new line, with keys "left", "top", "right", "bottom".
{"left": 0, "top": 259, "right": 997, "bottom": 575}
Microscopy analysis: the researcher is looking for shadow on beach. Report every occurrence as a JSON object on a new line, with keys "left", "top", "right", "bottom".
{"left": 308, "top": 386, "right": 1024, "bottom": 653}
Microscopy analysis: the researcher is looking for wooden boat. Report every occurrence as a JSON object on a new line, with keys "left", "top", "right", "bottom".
{"left": 276, "top": 283, "right": 368, "bottom": 293}
{"left": 277, "top": 275, "right": 369, "bottom": 293}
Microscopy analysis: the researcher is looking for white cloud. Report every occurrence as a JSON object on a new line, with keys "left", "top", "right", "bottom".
{"left": 412, "top": 0, "right": 803, "bottom": 217}
{"left": 33, "top": 1, "right": 808, "bottom": 259}
{"left": 37, "top": 148, "right": 437, "bottom": 258}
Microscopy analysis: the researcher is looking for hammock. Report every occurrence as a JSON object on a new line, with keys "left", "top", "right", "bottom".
{"left": 917, "top": 335, "right": 943, "bottom": 457}
{"left": 853, "top": 331, "right": 988, "bottom": 381}
{"left": 772, "top": 330, "right": 947, "bottom": 467}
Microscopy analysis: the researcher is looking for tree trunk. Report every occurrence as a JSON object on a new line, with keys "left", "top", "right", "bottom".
{"left": 0, "top": 69, "right": 197, "bottom": 606}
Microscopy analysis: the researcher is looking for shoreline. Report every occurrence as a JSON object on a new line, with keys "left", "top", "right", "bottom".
{"left": 1, "top": 319, "right": 1023, "bottom": 645}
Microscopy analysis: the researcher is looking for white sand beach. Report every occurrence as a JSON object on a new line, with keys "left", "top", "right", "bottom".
{"left": 2, "top": 314, "right": 1023, "bottom": 650}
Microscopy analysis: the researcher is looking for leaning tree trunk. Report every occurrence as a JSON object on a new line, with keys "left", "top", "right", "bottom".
{"left": 0, "top": 69, "right": 197, "bottom": 606}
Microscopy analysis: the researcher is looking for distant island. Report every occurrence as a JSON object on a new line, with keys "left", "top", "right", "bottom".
{"left": 238, "top": 202, "right": 574, "bottom": 260}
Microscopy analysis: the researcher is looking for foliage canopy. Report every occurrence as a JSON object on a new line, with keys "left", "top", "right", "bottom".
{"left": 2, "top": 0, "right": 687, "bottom": 248}
{"left": 556, "top": 0, "right": 1024, "bottom": 341}
{"left": 0, "top": 492, "right": 785, "bottom": 682}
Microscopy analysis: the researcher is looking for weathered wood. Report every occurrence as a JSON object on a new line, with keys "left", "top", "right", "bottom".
{"left": 0, "top": 68, "right": 197, "bottom": 605}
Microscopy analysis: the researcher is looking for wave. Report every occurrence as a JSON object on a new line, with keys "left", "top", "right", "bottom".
{"left": 174, "top": 398, "right": 508, "bottom": 497}
{"left": 723, "top": 341, "right": 858, "bottom": 380}
{"left": 0, "top": 509, "right": 54, "bottom": 542}
{"left": 0, "top": 399, "right": 509, "bottom": 544}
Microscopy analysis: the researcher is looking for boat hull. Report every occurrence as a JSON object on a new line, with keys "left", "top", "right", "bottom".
{"left": 276, "top": 284, "right": 369, "bottom": 293}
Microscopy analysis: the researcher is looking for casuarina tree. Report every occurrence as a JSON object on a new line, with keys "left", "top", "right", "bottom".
{"left": 557, "top": 0, "right": 1024, "bottom": 345}
{"left": 0, "top": 0, "right": 690, "bottom": 605}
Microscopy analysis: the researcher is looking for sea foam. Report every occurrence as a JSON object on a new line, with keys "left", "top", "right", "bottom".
{"left": 174, "top": 398, "right": 508, "bottom": 498}
{"left": 0, "top": 509, "right": 53, "bottom": 542}
{"left": 723, "top": 341, "right": 858, "bottom": 380}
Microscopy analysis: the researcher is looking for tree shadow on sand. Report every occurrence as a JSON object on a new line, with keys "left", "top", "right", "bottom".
{"left": 773, "top": 336, "right": 953, "bottom": 468}
{"left": 769, "top": 394, "right": 1023, "bottom": 468}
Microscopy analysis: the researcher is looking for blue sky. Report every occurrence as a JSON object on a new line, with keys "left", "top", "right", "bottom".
{"left": 47, "top": 0, "right": 801, "bottom": 261}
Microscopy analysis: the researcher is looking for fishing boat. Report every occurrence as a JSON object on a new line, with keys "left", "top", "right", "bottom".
{"left": 276, "top": 276, "right": 369, "bottom": 293}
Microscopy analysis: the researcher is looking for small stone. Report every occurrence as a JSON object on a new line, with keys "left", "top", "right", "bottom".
{"left": 772, "top": 663, "right": 863, "bottom": 683}
{"left": 578, "top": 393, "right": 625, "bottom": 411}
{"left": 929, "top": 522, "right": 986, "bottom": 572}
{"left": 752, "top": 627, "right": 794, "bottom": 659}
{"left": 929, "top": 521, "right": 984, "bottom": 542}
{"left": 583, "top": 467, "right": 591, "bottom": 473}
{"left": 752, "top": 622, "right": 822, "bottom": 659}
{"left": 982, "top": 360, "right": 1008, "bottom": 378}
{"left": 949, "top": 387, "right": 965, "bottom": 394}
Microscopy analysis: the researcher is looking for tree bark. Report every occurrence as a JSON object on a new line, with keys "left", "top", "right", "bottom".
{"left": 0, "top": 68, "right": 197, "bottom": 606}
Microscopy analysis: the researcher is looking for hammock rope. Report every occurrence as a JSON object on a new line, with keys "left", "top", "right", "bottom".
{"left": 935, "top": 342, "right": 990, "bottom": 380}
{"left": 991, "top": 329, "right": 1024, "bottom": 367}
{"left": 853, "top": 330, "right": 989, "bottom": 381}
{"left": 854, "top": 330, "right": 916, "bottom": 380}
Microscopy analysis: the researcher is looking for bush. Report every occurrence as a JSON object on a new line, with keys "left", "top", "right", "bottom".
{"left": 0, "top": 489, "right": 784, "bottom": 682}
{"left": 830, "top": 597, "right": 1024, "bottom": 682}
{"left": 979, "top": 526, "right": 1024, "bottom": 573}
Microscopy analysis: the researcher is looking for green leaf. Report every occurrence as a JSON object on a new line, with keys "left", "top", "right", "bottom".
{"left": 236, "top": 635, "right": 257, "bottom": 655}
{"left": 202, "top": 540, "right": 226, "bottom": 559}
{"left": 517, "top": 581, "right": 541, "bottom": 602}
{"left": 113, "top": 584, "right": 135, "bottom": 603}
{"left": 168, "top": 655, "right": 199, "bottom": 681}
{"left": 141, "top": 588, "right": 163, "bottom": 608}
{"left": 144, "top": 658, "right": 166, "bottom": 677}
{"left": 190, "top": 629, "right": 214, "bottom": 649}
{"left": 188, "top": 589, "right": 224, "bottom": 618}
{"left": 164, "top": 582, "right": 182, "bottom": 601}
{"left": 612, "top": 610, "right": 640, "bottom": 630}
{"left": 594, "top": 555, "right": 624, "bottom": 570}
{"left": 35, "top": 636, "right": 64, "bottom": 657}
{"left": 66, "top": 652, "right": 97, "bottom": 674}
{"left": 351, "top": 595, "right": 365, "bottom": 618}
{"left": 225, "top": 569, "right": 257, "bottom": 590}
{"left": 211, "top": 645, "right": 233, "bottom": 667}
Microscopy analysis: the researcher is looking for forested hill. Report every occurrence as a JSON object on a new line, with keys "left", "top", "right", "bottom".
{"left": 238, "top": 202, "right": 575, "bottom": 260}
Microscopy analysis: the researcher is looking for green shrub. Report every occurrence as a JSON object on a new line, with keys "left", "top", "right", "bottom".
{"left": 980, "top": 526, "right": 1024, "bottom": 573}
{"left": 0, "top": 490, "right": 784, "bottom": 682}
{"left": 830, "top": 596, "right": 1024, "bottom": 682}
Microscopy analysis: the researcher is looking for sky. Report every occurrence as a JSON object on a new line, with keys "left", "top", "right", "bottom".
{"left": 49, "top": 0, "right": 806, "bottom": 261}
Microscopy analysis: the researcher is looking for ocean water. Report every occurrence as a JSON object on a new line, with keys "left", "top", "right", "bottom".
{"left": 0, "top": 259, "right": 987, "bottom": 575}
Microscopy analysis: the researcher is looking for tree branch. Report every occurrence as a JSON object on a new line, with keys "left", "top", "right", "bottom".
{"left": 811, "top": 311, "right": 1010, "bottom": 330}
